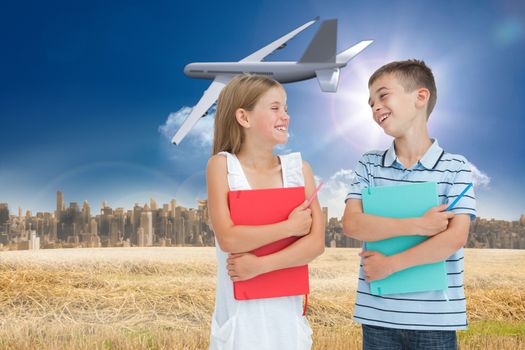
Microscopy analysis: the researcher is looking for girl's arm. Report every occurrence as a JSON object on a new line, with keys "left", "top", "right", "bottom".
{"left": 207, "top": 154, "right": 311, "bottom": 253}
{"left": 227, "top": 161, "right": 325, "bottom": 281}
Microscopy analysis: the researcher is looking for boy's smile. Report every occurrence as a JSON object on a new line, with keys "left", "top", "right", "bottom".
{"left": 377, "top": 112, "right": 391, "bottom": 125}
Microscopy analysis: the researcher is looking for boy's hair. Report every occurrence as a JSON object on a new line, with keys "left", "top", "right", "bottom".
{"left": 212, "top": 74, "right": 282, "bottom": 155}
{"left": 369, "top": 59, "right": 437, "bottom": 119}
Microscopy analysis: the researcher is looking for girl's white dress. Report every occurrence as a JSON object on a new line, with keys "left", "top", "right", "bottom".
{"left": 210, "top": 151, "right": 313, "bottom": 350}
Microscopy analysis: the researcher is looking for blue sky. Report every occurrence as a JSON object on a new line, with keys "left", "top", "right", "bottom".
{"left": 1, "top": 0, "right": 524, "bottom": 220}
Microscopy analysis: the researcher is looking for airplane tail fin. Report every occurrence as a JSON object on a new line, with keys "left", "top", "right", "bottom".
{"left": 299, "top": 19, "right": 337, "bottom": 63}
{"left": 336, "top": 40, "right": 374, "bottom": 65}
{"left": 314, "top": 40, "right": 373, "bottom": 92}
{"left": 300, "top": 19, "right": 340, "bottom": 92}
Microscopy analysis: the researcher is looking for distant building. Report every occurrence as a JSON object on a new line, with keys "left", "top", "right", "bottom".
{"left": 137, "top": 227, "right": 146, "bottom": 247}
{"left": 3, "top": 191, "right": 523, "bottom": 250}
{"left": 29, "top": 230, "right": 40, "bottom": 250}
{"left": 140, "top": 209, "right": 153, "bottom": 246}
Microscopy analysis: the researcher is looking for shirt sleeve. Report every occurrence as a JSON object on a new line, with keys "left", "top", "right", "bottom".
{"left": 344, "top": 155, "right": 370, "bottom": 203}
{"left": 447, "top": 159, "right": 477, "bottom": 220}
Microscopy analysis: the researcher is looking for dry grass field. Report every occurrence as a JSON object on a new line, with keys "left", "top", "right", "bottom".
{"left": 0, "top": 247, "right": 524, "bottom": 349}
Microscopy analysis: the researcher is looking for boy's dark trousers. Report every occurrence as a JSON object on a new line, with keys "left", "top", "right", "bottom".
{"left": 362, "top": 324, "right": 457, "bottom": 350}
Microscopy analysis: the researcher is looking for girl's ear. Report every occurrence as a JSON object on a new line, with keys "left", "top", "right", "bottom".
{"left": 415, "top": 88, "right": 430, "bottom": 109}
{"left": 235, "top": 108, "right": 250, "bottom": 128}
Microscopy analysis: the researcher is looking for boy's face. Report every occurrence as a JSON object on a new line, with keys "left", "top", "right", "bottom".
{"left": 368, "top": 73, "right": 424, "bottom": 138}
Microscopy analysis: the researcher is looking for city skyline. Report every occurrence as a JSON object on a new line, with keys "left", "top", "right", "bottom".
{"left": 2, "top": 189, "right": 524, "bottom": 222}
{"left": 0, "top": 190, "right": 214, "bottom": 250}
{"left": 1, "top": 190, "right": 524, "bottom": 251}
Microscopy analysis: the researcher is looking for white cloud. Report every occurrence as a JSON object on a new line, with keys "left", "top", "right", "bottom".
{"left": 316, "top": 168, "right": 356, "bottom": 219}
{"left": 158, "top": 105, "right": 215, "bottom": 148}
{"left": 468, "top": 161, "right": 491, "bottom": 189}
{"left": 275, "top": 139, "right": 293, "bottom": 155}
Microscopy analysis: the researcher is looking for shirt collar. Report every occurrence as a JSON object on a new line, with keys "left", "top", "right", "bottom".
{"left": 382, "top": 139, "right": 445, "bottom": 169}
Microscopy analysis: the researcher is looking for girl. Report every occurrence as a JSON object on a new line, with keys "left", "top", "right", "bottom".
{"left": 206, "top": 74, "right": 325, "bottom": 350}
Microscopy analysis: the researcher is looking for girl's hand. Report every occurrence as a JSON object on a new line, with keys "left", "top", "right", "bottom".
{"left": 227, "top": 253, "right": 264, "bottom": 282}
{"left": 417, "top": 204, "right": 455, "bottom": 236}
{"left": 359, "top": 250, "right": 395, "bottom": 282}
{"left": 287, "top": 200, "right": 312, "bottom": 237}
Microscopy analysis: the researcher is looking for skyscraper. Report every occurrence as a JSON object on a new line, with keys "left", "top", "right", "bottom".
{"left": 170, "top": 199, "right": 177, "bottom": 218}
{"left": 90, "top": 219, "right": 98, "bottom": 236}
{"left": 0, "top": 203, "right": 9, "bottom": 226}
{"left": 56, "top": 191, "right": 65, "bottom": 222}
{"left": 82, "top": 201, "right": 91, "bottom": 232}
{"left": 131, "top": 203, "right": 142, "bottom": 244}
{"left": 150, "top": 198, "right": 158, "bottom": 211}
{"left": 140, "top": 209, "right": 153, "bottom": 246}
{"left": 322, "top": 207, "right": 329, "bottom": 229}
{"left": 56, "top": 191, "right": 65, "bottom": 212}
{"left": 137, "top": 227, "right": 146, "bottom": 247}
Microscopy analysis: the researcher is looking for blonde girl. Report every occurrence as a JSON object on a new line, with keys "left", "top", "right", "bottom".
{"left": 206, "top": 74, "right": 324, "bottom": 350}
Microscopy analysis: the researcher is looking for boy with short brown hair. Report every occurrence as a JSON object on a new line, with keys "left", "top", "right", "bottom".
{"left": 343, "top": 59, "right": 476, "bottom": 350}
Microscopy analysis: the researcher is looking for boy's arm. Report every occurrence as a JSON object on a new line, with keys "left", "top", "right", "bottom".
{"left": 341, "top": 154, "right": 452, "bottom": 241}
{"left": 227, "top": 161, "right": 325, "bottom": 282}
{"left": 361, "top": 214, "right": 470, "bottom": 282}
{"left": 342, "top": 199, "right": 453, "bottom": 241}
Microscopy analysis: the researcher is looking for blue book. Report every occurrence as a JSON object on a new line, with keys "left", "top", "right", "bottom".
{"left": 361, "top": 182, "right": 447, "bottom": 295}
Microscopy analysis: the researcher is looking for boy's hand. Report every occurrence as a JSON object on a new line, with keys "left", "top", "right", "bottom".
{"left": 359, "top": 251, "right": 395, "bottom": 282}
{"left": 417, "top": 204, "right": 455, "bottom": 236}
{"left": 227, "top": 253, "right": 264, "bottom": 282}
{"left": 287, "top": 200, "right": 312, "bottom": 237}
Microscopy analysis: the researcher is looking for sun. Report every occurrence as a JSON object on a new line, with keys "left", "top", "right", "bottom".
{"left": 322, "top": 59, "right": 391, "bottom": 154}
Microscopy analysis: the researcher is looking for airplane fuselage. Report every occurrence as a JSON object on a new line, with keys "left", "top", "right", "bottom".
{"left": 184, "top": 62, "right": 346, "bottom": 83}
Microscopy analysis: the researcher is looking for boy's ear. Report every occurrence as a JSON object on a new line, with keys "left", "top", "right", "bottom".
{"left": 235, "top": 108, "right": 250, "bottom": 128}
{"left": 415, "top": 88, "right": 430, "bottom": 109}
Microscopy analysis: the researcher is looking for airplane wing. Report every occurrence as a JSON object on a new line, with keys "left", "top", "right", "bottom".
{"left": 240, "top": 17, "right": 319, "bottom": 63}
{"left": 336, "top": 40, "right": 374, "bottom": 65}
{"left": 171, "top": 75, "right": 232, "bottom": 145}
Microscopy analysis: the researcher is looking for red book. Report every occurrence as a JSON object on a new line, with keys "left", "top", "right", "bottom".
{"left": 227, "top": 186, "right": 310, "bottom": 300}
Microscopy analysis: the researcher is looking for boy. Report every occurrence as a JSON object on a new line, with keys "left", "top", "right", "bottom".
{"left": 342, "top": 59, "right": 476, "bottom": 349}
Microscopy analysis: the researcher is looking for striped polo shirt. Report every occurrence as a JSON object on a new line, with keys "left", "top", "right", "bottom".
{"left": 345, "top": 139, "right": 477, "bottom": 330}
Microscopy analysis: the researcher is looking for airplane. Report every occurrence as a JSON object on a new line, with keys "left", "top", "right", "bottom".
{"left": 172, "top": 17, "right": 373, "bottom": 145}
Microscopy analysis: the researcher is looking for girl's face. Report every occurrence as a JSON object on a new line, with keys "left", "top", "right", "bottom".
{"left": 245, "top": 86, "right": 289, "bottom": 145}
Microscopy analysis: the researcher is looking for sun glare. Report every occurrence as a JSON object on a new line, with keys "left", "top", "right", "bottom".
{"left": 321, "top": 59, "right": 391, "bottom": 154}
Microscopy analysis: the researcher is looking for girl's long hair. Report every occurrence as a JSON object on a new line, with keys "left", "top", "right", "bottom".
{"left": 212, "top": 74, "right": 282, "bottom": 155}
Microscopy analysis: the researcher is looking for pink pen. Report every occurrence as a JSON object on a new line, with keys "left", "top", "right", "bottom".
{"left": 306, "top": 181, "right": 324, "bottom": 207}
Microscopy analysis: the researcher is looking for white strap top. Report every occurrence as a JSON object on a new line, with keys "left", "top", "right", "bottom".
{"left": 217, "top": 151, "right": 304, "bottom": 190}
{"left": 210, "top": 151, "right": 312, "bottom": 349}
